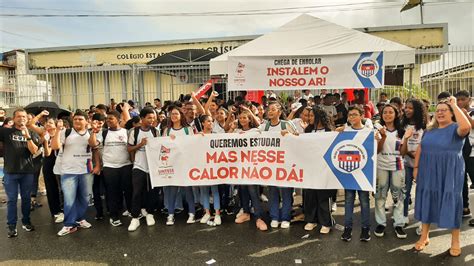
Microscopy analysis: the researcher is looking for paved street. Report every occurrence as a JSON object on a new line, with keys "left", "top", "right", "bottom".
{"left": 0, "top": 188, "right": 473, "bottom": 265}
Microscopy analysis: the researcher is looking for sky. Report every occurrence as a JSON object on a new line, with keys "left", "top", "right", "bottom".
{"left": 0, "top": 0, "right": 472, "bottom": 52}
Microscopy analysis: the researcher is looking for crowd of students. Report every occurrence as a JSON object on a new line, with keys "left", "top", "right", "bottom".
{"left": 1, "top": 88, "right": 473, "bottom": 257}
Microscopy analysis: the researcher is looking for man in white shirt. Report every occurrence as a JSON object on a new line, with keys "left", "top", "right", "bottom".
{"left": 302, "top": 90, "right": 314, "bottom": 101}
{"left": 51, "top": 110, "right": 100, "bottom": 236}
{"left": 319, "top": 93, "right": 337, "bottom": 120}
{"left": 90, "top": 110, "right": 133, "bottom": 227}
{"left": 127, "top": 107, "right": 158, "bottom": 231}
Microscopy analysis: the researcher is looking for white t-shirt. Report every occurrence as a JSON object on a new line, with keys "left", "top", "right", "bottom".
{"left": 267, "top": 92, "right": 277, "bottom": 99}
{"left": 258, "top": 120, "right": 297, "bottom": 132}
{"left": 347, "top": 119, "right": 374, "bottom": 130}
{"left": 234, "top": 128, "right": 259, "bottom": 133}
{"left": 164, "top": 127, "right": 195, "bottom": 137}
{"left": 343, "top": 125, "right": 371, "bottom": 132}
{"left": 97, "top": 128, "right": 132, "bottom": 168}
{"left": 291, "top": 118, "right": 307, "bottom": 134}
{"left": 59, "top": 129, "right": 93, "bottom": 175}
{"left": 404, "top": 125, "right": 424, "bottom": 167}
{"left": 302, "top": 94, "right": 314, "bottom": 100}
{"left": 319, "top": 104, "right": 337, "bottom": 118}
{"left": 376, "top": 125, "right": 404, "bottom": 171}
{"left": 212, "top": 121, "right": 226, "bottom": 134}
{"left": 310, "top": 128, "right": 326, "bottom": 133}
{"left": 128, "top": 128, "right": 157, "bottom": 173}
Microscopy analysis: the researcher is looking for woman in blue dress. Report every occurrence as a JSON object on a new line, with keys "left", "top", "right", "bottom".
{"left": 413, "top": 96, "right": 471, "bottom": 256}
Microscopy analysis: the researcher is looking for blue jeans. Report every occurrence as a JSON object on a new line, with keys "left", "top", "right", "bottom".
{"left": 375, "top": 169, "right": 405, "bottom": 227}
{"left": 269, "top": 186, "right": 292, "bottom": 222}
{"left": 404, "top": 166, "right": 414, "bottom": 217}
{"left": 3, "top": 173, "right": 34, "bottom": 225}
{"left": 344, "top": 190, "right": 370, "bottom": 229}
{"left": 240, "top": 185, "right": 264, "bottom": 219}
{"left": 61, "top": 174, "right": 93, "bottom": 227}
{"left": 200, "top": 186, "right": 220, "bottom": 211}
{"left": 164, "top": 186, "right": 195, "bottom": 215}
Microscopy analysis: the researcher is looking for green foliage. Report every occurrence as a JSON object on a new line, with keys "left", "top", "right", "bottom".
{"left": 278, "top": 92, "right": 289, "bottom": 104}
{"left": 381, "top": 83, "right": 430, "bottom": 101}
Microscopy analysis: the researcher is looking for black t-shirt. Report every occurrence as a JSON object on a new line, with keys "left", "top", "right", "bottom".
{"left": 335, "top": 103, "right": 348, "bottom": 126}
{"left": 0, "top": 127, "right": 40, "bottom": 174}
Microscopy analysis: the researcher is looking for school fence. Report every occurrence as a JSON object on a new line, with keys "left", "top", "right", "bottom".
{"left": 0, "top": 46, "right": 472, "bottom": 110}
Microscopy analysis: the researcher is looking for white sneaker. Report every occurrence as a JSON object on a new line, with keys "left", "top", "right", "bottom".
{"left": 57, "top": 226, "right": 77, "bottom": 236}
{"left": 128, "top": 218, "right": 140, "bottom": 231}
{"left": 280, "top": 221, "right": 291, "bottom": 229}
{"left": 146, "top": 214, "right": 155, "bottom": 226}
{"left": 261, "top": 194, "right": 269, "bottom": 202}
{"left": 76, "top": 220, "right": 92, "bottom": 229}
{"left": 110, "top": 218, "right": 122, "bottom": 227}
{"left": 54, "top": 213, "right": 64, "bottom": 224}
{"left": 331, "top": 202, "right": 337, "bottom": 212}
{"left": 141, "top": 209, "right": 148, "bottom": 216}
{"left": 166, "top": 214, "right": 175, "bottom": 226}
{"left": 214, "top": 215, "right": 222, "bottom": 225}
{"left": 122, "top": 210, "right": 131, "bottom": 217}
{"left": 270, "top": 220, "right": 279, "bottom": 228}
{"left": 187, "top": 213, "right": 196, "bottom": 224}
{"left": 200, "top": 213, "right": 211, "bottom": 224}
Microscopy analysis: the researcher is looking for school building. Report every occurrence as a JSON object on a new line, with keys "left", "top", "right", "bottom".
{"left": 2, "top": 23, "right": 467, "bottom": 110}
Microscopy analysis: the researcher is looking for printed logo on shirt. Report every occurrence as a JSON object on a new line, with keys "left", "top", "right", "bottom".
{"left": 331, "top": 141, "right": 368, "bottom": 173}
{"left": 12, "top": 135, "right": 27, "bottom": 142}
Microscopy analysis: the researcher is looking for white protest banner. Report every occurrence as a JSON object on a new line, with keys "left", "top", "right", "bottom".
{"left": 227, "top": 52, "right": 384, "bottom": 91}
{"left": 146, "top": 130, "right": 376, "bottom": 191}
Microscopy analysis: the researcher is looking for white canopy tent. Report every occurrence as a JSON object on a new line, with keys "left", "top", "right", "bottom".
{"left": 210, "top": 14, "right": 415, "bottom": 77}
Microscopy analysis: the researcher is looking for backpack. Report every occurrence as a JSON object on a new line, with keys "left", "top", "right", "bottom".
{"left": 64, "top": 128, "right": 93, "bottom": 147}
{"left": 133, "top": 127, "right": 158, "bottom": 146}
{"left": 264, "top": 120, "right": 287, "bottom": 131}
{"left": 166, "top": 127, "right": 190, "bottom": 136}
{"left": 101, "top": 129, "right": 109, "bottom": 144}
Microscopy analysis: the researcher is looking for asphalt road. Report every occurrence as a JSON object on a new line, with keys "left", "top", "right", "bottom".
{"left": 1, "top": 187, "right": 473, "bottom": 266}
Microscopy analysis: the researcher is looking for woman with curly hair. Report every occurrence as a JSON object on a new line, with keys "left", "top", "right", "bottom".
{"left": 400, "top": 99, "right": 427, "bottom": 225}
{"left": 302, "top": 107, "right": 336, "bottom": 234}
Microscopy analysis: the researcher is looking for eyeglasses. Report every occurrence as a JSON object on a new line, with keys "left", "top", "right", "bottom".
{"left": 348, "top": 113, "right": 361, "bottom": 117}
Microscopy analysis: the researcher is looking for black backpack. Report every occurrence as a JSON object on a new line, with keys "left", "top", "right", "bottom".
{"left": 462, "top": 110, "right": 474, "bottom": 158}
{"left": 133, "top": 127, "right": 158, "bottom": 146}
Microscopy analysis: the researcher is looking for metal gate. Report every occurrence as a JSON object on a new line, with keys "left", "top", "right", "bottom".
{"left": 1, "top": 46, "right": 472, "bottom": 110}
